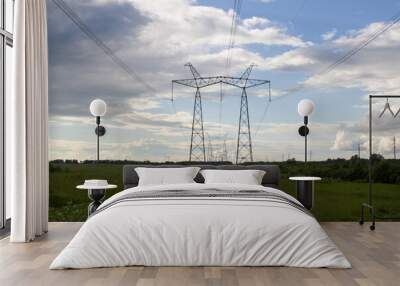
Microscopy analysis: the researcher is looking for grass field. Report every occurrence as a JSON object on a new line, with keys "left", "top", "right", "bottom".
{"left": 49, "top": 163, "right": 400, "bottom": 222}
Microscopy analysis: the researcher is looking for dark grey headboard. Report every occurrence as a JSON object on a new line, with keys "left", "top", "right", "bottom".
{"left": 123, "top": 164, "right": 280, "bottom": 189}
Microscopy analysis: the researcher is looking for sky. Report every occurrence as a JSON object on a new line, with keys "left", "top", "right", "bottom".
{"left": 47, "top": 0, "right": 400, "bottom": 162}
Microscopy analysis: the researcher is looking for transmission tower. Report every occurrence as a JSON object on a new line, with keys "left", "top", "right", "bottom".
{"left": 221, "top": 138, "right": 228, "bottom": 162}
{"left": 172, "top": 63, "right": 270, "bottom": 163}
{"left": 237, "top": 88, "right": 253, "bottom": 163}
{"left": 172, "top": 63, "right": 206, "bottom": 161}
{"left": 232, "top": 64, "right": 256, "bottom": 164}
{"left": 190, "top": 88, "right": 205, "bottom": 161}
{"left": 207, "top": 134, "right": 214, "bottom": 162}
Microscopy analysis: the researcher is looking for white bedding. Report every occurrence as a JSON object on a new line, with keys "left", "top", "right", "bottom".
{"left": 50, "top": 183, "right": 351, "bottom": 269}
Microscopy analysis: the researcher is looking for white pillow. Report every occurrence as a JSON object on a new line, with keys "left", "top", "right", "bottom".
{"left": 135, "top": 167, "right": 200, "bottom": 186}
{"left": 200, "top": 169, "right": 266, "bottom": 185}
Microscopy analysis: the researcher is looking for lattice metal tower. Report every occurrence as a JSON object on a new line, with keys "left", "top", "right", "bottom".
{"left": 237, "top": 87, "right": 253, "bottom": 163}
{"left": 172, "top": 63, "right": 206, "bottom": 161}
{"left": 221, "top": 138, "right": 228, "bottom": 162}
{"left": 172, "top": 63, "right": 270, "bottom": 163}
{"left": 207, "top": 134, "right": 215, "bottom": 162}
{"left": 236, "top": 65, "right": 254, "bottom": 164}
{"left": 190, "top": 88, "right": 205, "bottom": 161}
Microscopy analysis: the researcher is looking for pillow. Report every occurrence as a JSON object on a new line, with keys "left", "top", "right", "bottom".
{"left": 200, "top": 169, "right": 266, "bottom": 185}
{"left": 135, "top": 167, "right": 201, "bottom": 186}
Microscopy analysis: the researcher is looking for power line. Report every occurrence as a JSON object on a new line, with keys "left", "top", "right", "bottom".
{"left": 220, "top": 0, "right": 242, "bottom": 142}
{"left": 51, "top": 0, "right": 156, "bottom": 93}
{"left": 224, "top": 0, "right": 245, "bottom": 156}
{"left": 226, "top": 0, "right": 243, "bottom": 73}
{"left": 226, "top": 0, "right": 237, "bottom": 71}
{"left": 321, "top": 10, "right": 400, "bottom": 75}
{"left": 251, "top": 81, "right": 272, "bottom": 140}
{"left": 221, "top": 0, "right": 243, "bottom": 131}
{"left": 289, "top": 0, "right": 307, "bottom": 28}
{"left": 218, "top": 82, "right": 224, "bottom": 147}
{"left": 274, "top": 8, "right": 400, "bottom": 102}
{"left": 253, "top": 99, "right": 271, "bottom": 138}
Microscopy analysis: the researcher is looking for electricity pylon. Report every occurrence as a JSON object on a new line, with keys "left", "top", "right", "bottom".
{"left": 172, "top": 63, "right": 206, "bottom": 161}
{"left": 172, "top": 63, "right": 270, "bottom": 163}
{"left": 206, "top": 133, "right": 214, "bottom": 162}
{"left": 221, "top": 138, "right": 228, "bottom": 162}
{"left": 235, "top": 65, "right": 255, "bottom": 164}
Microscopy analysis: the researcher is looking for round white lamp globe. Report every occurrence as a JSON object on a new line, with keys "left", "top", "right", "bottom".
{"left": 90, "top": 99, "right": 107, "bottom": 117}
{"left": 298, "top": 99, "right": 315, "bottom": 117}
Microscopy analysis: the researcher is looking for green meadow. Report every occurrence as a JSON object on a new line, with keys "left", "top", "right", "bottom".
{"left": 49, "top": 162, "right": 400, "bottom": 222}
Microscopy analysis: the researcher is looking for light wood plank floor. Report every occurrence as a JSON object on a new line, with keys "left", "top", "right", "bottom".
{"left": 0, "top": 222, "right": 399, "bottom": 286}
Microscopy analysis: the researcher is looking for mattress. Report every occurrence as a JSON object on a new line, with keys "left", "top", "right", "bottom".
{"left": 50, "top": 183, "right": 351, "bottom": 269}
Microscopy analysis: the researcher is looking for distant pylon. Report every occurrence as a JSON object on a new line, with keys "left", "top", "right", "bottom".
{"left": 394, "top": 136, "right": 396, "bottom": 159}
{"left": 236, "top": 88, "right": 253, "bottom": 164}
{"left": 207, "top": 135, "right": 214, "bottom": 162}
{"left": 222, "top": 138, "right": 228, "bottom": 161}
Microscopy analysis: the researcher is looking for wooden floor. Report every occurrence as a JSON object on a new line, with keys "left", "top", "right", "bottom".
{"left": 0, "top": 222, "right": 399, "bottom": 286}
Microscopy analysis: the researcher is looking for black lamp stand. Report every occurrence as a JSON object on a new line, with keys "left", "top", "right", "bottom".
{"left": 298, "top": 116, "right": 310, "bottom": 163}
{"left": 94, "top": 116, "right": 106, "bottom": 161}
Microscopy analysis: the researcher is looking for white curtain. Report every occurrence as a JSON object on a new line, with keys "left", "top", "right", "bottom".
{"left": 9, "top": 0, "right": 49, "bottom": 242}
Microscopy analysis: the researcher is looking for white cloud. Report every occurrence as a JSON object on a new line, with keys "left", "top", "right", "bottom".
{"left": 331, "top": 111, "right": 400, "bottom": 157}
{"left": 49, "top": 0, "right": 308, "bottom": 109}
{"left": 263, "top": 49, "right": 316, "bottom": 70}
{"left": 261, "top": 20, "right": 400, "bottom": 97}
{"left": 321, "top": 29, "right": 337, "bottom": 41}
{"left": 124, "top": 0, "right": 307, "bottom": 57}
{"left": 333, "top": 22, "right": 400, "bottom": 49}
{"left": 331, "top": 130, "right": 358, "bottom": 151}
{"left": 243, "top": 17, "right": 271, "bottom": 28}
{"left": 127, "top": 98, "right": 161, "bottom": 111}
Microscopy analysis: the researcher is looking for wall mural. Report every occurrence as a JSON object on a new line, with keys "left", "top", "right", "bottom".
{"left": 47, "top": 0, "right": 400, "bottom": 222}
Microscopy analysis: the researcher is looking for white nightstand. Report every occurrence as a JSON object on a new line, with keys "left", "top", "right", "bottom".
{"left": 77, "top": 182, "right": 117, "bottom": 216}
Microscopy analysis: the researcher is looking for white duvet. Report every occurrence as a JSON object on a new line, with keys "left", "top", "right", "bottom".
{"left": 50, "top": 183, "right": 351, "bottom": 269}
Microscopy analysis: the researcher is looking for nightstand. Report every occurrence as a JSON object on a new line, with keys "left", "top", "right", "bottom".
{"left": 289, "top": 177, "right": 321, "bottom": 210}
{"left": 77, "top": 182, "right": 117, "bottom": 216}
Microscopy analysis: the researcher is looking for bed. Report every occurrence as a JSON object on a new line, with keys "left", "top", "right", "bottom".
{"left": 50, "top": 164, "right": 350, "bottom": 269}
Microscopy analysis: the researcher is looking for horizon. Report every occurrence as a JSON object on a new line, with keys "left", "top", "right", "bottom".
{"left": 49, "top": 154, "right": 385, "bottom": 163}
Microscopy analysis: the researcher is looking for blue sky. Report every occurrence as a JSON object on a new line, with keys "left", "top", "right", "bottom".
{"left": 47, "top": 0, "right": 400, "bottom": 161}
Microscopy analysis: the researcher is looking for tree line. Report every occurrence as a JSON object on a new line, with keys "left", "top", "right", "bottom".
{"left": 49, "top": 154, "right": 400, "bottom": 184}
